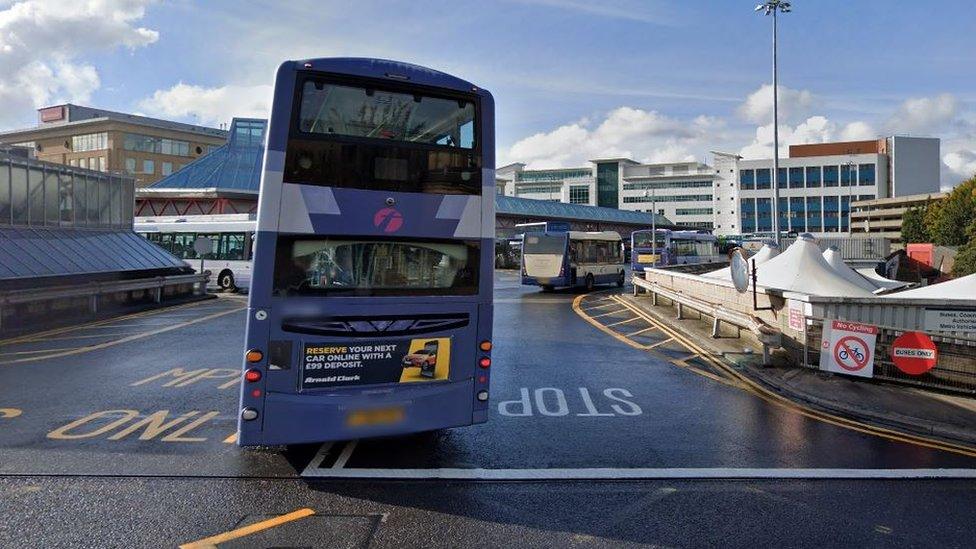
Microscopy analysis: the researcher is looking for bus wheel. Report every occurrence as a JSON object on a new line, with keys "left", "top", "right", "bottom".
{"left": 616, "top": 271, "right": 625, "bottom": 287}
{"left": 585, "top": 274, "right": 594, "bottom": 292}
{"left": 218, "top": 271, "right": 236, "bottom": 291}
{"left": 541, "top": 285, "right": 554, "bottom": 292}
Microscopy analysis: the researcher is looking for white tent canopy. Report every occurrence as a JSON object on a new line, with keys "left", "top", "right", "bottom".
{"left": 822, "top": 247, "right": 882, "bottom": 293}
{"left": 703, "top": 242, "right": 780, "bottom": 280}
{"left": 855, "top": 267, "right": 911, "bottom": 291}
{"left": 751, "top": 235, "right": 874, "bottom": 297}
{"left": 882, "top": 273, "right": 976, "bottom": 300}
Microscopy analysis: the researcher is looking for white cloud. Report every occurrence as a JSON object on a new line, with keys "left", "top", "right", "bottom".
{"left": 137, "top": 82, "right": 273, "bottom": 127}
{"left": 738, "top": 84, "right": 817, "bottom": 125}
{"left": 839, "top": 120, "right": 877, "bottom": 141}
{"left": 886, "top": 93, "right": 958, "bottom": 135}
{"left": 0, "top": 0, "right": 157, "bottom": 126}
{"left": 943, "top": 149, "right": 976, "bottom": 181}
{"left": 738, "top": 116, "right": 876, "bottom": 159}
{"left": 504, "top": 106, "right": 718, "bottom": 168}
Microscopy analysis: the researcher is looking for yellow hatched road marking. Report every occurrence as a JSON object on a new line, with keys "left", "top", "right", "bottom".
{"left": 0, "top": 347, "right": 76, "bottom": 356}
{"left": 625, "top": 326, "right": 658, "bottom": 337}
{"left": 606, "top": 316, "right": 641, "bottom": 328}
{"left": 179, "top": 507, "right": 315, "bottom": 549}
{"left": 582, "top": 301, "right": 620, "bottom": 312}
{"left": 589, "top": 308, "right": 628, "bottom": 319}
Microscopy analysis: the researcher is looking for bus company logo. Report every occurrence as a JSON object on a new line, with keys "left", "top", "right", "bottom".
{"left": 373, "top": 207, "right": 404, "bottom": 233}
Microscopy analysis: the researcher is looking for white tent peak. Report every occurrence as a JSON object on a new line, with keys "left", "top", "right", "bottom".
{"left": 752, "top": 237, "right": 874, "bottom": 297}
{"left": 703, "top": 242, "right": 780, "bottom": 280}
{"left": 821, "top": 247, "right": 879, "bottom": 292}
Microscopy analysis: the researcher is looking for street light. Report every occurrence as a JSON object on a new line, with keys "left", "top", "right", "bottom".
{"left": 755, "top": 0, "right": 791, "bottom": 246}
{"left": 644, "top": 189, "right": 657, "bottom": 267}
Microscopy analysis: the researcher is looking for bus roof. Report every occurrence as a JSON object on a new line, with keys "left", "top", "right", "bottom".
{"left": 134, "top": 217, "right": 256, "bottom": 233}
{"left": 568, "top": 231, "right": 621, "bottom": 241}
{"left": 286, "top": 58, "right": 486, "bottom": 96}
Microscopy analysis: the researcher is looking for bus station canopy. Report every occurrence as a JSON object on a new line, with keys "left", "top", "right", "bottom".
{"left": 882, "top": 273, "right": 976, "bottom": 300}
{"left": 703, "top": 243, "right": 779, "bottom": 280}
{"left": 751, "top": 235, "right": 875, "bottom": 297}
{"left": 821, "top": 246, "right": 881, "bottom": 293}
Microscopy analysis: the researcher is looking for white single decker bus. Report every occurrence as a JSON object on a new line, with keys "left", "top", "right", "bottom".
{"left": 135, "top": 214, "right": 256, "bottom": 291}
{"left": 521, "top": 231, "right": 625, "bottom": 291}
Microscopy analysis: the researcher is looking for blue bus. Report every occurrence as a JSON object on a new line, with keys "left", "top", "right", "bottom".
{"left": 237, "top": 58, "right": 494, "bottom": 446}
{"left": 522, "top": 231, "right": 625, "bottom": 291}
{"left": 630, "top": 229, "right": 721, "bottom": 271}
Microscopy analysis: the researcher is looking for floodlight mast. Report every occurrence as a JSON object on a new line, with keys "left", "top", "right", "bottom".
{"left": 755, "top": 1, "right": 791, "bottom": 246}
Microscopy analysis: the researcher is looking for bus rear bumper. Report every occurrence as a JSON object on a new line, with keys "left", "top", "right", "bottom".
{"left": 238, "top": 379, "right": 477, "bottom": 446}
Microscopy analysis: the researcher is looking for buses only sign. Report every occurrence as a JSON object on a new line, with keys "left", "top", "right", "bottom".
{"left": 891, "top": 332, "right": 938, "bottom": 376}
{"left": 819, "top": 320, "right": 878, "bottom": 378}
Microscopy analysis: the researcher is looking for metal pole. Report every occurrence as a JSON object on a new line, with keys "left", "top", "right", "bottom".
{"left": 771, "top": 8, "right": 781, "bottom": 247}
{"left": 651, "top": 189, "right": 657, "bottom": 268}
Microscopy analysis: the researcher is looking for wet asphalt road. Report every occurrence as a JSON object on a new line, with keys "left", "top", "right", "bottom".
{"left": 1, "top": 271, "right": 975, "bottom": 547}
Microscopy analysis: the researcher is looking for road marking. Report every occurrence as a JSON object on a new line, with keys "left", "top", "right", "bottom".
{"left": 606, "top": 316, "right": 641, "bottom": 328}
{"left": 301, "top": 443, "right": 336, "bottom": 475}
{"left": 0, "top": 307, "right": 244, "bottom": 365}
{"left": 645, "top": 338, "right": 674, "bottom": 349}
{"left": 589, "top": 308, "right": 628, "bottom": 319}
{"left": 301, "top": 467, "right": 976, "bottom": 480}
{"left": 0, "top": 347, "right": 76, "bottom": 356}
{"left": 607, "top": 295, "right": 976, "bottom": 459}
{"left": 223, "top": 433, "right": 238, "bottom": 444}
{"left": 17, "top": 332, "right": 135, "bottom": 342}
{"left": 625, "top": 326, "right": 658, "bottom": 337}
{"left": 333, "top": 440, "right": 358, "bottom": 469}
{"left": 0, "top": 297, "right": 220, "bottom": 346}
{"left": 0, "top": 408, "right": 22, "bottom": 418}
{"left": 582, "top": 302, "right": 620, "bottom": 312}
{"left": 179, "top": 507, "right": 316, "bottom": 549}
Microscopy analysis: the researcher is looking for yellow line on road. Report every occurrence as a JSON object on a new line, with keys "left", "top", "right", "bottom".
{"left": 625, "top": 326, "right": 658, "bottom": 337}
{"left": 179, "top": 508, "right": 315, "bottom": 549}
{"left": 645, "top": 338, "right": 675, "bottom": 349}
{"left": 0, "top": 298, "right": 219, "bottom": 346}
{"left": 572, "top": 293, "right": 647, "bottom": 351}
{"left": 18, "top": 332, "right": 135, "bottom": 342}
{"left": 582, "top": 301, "right": 620, "bottom": 312}
{"left": 0, "top": 408, "right": 22, "bottom": 418}
{"left": 606, "top": 316, "right": 641, "bottom": 328}
{"left": 0, "top": 347, "right": 76, "bottom": 356}
{"left": 223, "top": 433, "right": 238, "bottom": 444}
{"left": 0, "top": 307, "right": 244, "bottom": 366}
{"left": 589, "top": 308, "right": 628, "bottom": 319}
{"left": 608, "top": 295, "right": 976, "bottom": 459}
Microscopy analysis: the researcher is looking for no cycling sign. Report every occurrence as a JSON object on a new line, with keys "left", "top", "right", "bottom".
{"left": 819, "top": 320, "right": 878, "bottom": 378}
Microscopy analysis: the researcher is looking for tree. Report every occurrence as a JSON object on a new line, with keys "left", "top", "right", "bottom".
{"left": 928, "top": 177, "right": 976, "bottom": 246}
{"left": 900, "top": 205, "right": 929, "bottom": 243}
{"left": 951, "top": 219, "right": 976, "bottom": 277}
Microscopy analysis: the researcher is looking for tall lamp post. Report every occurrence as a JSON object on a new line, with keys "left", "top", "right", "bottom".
{"left": 756, "top": 0, "right": 791, "bottom": 246}
{"left": 644, "top": 189, "right": 657, "bottom": 267}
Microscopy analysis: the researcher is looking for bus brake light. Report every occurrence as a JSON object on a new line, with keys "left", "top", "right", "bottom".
{"left": 244, "top": 369, "right": 262, "bottom": 382}
{"left": 479, "top": 357, "right": 491, "bottom": 368}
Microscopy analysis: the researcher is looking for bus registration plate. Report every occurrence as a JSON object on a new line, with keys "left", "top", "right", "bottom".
{"left": 347, "top": 406, "right": 405, "bottom": 427}
{"left": 637, "top": 254, "right": 659, "bottom": 264}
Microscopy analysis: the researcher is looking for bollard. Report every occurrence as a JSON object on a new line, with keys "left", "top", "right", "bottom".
{"left": 676, "top": 302, "right": 683, "bottom": 320}
{"left": 712, "top": 317, "right": 720, "bottom": 338}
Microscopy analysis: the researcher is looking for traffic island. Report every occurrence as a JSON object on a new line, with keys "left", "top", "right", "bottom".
{"left": 620, "top": 291, "right": 976, "bottom": 448}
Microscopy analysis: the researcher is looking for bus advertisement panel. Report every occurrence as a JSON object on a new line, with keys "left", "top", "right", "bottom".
{"left": 237, "top": 58, "right": 494, "bottom": 446}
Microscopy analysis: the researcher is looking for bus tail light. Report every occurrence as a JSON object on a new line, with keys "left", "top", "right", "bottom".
{"left": 244, "top": 369, "right": 262, "bottom": 382}
{"left": 245, "top": 349, "right": 263, "bottom": 363}
{"left": 251, "top": 389, "right": 262, "bottom": 398}
{"left": 479, "top": 340, "right": 492, "bottom": 352}
{"left": 476, "top": 390, "right": 489, "bottom": 402}
{"left": 479, "top": 357, "right": 491, "bottom": 368}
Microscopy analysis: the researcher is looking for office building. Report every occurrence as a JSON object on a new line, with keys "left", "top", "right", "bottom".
{"left": 850, "top": 192, "right": 946, "bottom": 241}
{"left": 0, "top": 104, "right": 228, "bottom": 188}
{"left": 497, "top": 159, "right": 718, "bottom": 229}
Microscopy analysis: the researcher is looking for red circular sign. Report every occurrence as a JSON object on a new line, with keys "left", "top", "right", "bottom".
{"left": 373, "top": 207, "right": 403, "bottom": 233}
{"left": 890, "top": 332, "right": 938, "bottom": 376}
{"left": 833, "top": 335, "right": 870, "bottom": 372}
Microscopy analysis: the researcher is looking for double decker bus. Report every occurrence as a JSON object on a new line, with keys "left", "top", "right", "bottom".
{"left": 630, "top": 229, "right": 721, "bottom": 271}
{"left": 237, "top": 58, "right": 494, "bottom": 446}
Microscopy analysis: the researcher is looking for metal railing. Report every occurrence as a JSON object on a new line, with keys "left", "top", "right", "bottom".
{"left": 0, "top": 273, "right": 207, "bottom": 331}
{"left": 631, "top": 274, "right": 782, "bottom": 364}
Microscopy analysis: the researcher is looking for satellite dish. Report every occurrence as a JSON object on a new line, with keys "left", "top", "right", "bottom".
{"left": 730, "top": 248, "right": 749, "bottom": 293}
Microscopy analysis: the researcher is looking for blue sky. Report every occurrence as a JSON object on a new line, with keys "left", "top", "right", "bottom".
{"left": 2, "top": 0, "right": 974, "bottom": 185}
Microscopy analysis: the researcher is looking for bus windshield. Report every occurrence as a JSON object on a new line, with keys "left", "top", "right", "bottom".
{"left": 298, "top": 81, "right": 475, "bottom": 148}
{"left": 632, "top": 231, "right": 662, "bottom": 248}
{"left": 273, "top": 236, "right": 479, "bottom": 296}
{"left": 523, "top": 233, "right": 567, "bottom": 255}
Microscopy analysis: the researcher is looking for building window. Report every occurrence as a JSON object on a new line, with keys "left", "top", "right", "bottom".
{"left": 858, "top": 164, "right": 875, "bottom": 186}
{"left": 823, "top": 196, "right": 839, "bottom": 231}
{"left": 806, "top": 196, "right": 822, "bottom": 232}
{"left": 595, "top": 162, "right": 619, "bottom": 208}
{"left": 621, "top": 194, "right": 712, "bottom": 204}
{"left": 98, "top": 157, "right": 106, "bottom": 172}
{"left": 675, "top": 208, "right": 714, "bottom": 215}
{"left": 162, "top": 162, "right": 174, "bottom": 176}
{"left": 805, "top": 166, "right": 821, "bottom": 188}
{"left": 71, "top": 133, "right": 108, "bottom": 152}
{"left": 143, "top": 159, "right": 155, "bottom": 174}
{"left": 79, "top": 158, "right": 88, "bottom": 169}
{"left": 756, "top": 198, "right": 772, "bottom": 232}
{"left": 777, "top": 168, "right": 787, "bottom": 189}
{"left": 622, "top": 180, "right": 713, "bottom": 191}
{"left": 739, "top": 169, "right": 755, "bottom": 190}
{"left": 789, "top": 167, "right": 804, "bottom": 189}
{"left": 569, "top": 185, "right": 590, "bottom": 204}
{"left": 789, "top": 197, "right": 806, "bottom": 232}
{"left": 514, "top": 184, "right": 561, "bottom": 196}
{"left": 823, "top": 165, "right": 839, "bottom": 187}
{"left": 755, "top": 168, "right": 771, "bottom": 189}
{"left": 123, "top": 133, "right": 192, "bottom": 157}
{"left": 125, "top": 158, "right": 136, "bottom": 174}
{"left": 841, "top": 164, "right": 857, "bottom": 187}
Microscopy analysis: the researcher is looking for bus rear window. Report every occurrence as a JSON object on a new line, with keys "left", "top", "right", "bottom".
{"left": 273, "top": 236, "right": 479, "bottom": 296}
{"left": 522, "top": 234, "right": 567, "bottom": 255}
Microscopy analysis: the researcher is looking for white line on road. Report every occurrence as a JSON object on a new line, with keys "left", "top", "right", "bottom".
{"left": 333, "top": 440, "right": 358, "bottom": 469}
{"left": 301, "top": 467, "right": 976, "bottom": 480}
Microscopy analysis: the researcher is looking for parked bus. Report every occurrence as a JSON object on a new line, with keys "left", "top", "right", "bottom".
{"left": 521, "top": 231, "right": 625, "bottom": 291}
{"left": 630, "top": 229, "right": 721, "bottom": 271}
{"left": 237, "top": 58, "right": 494, "bottom": 446}
{"left": 136, "top": 215, "right": 256, "bottom": 291}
